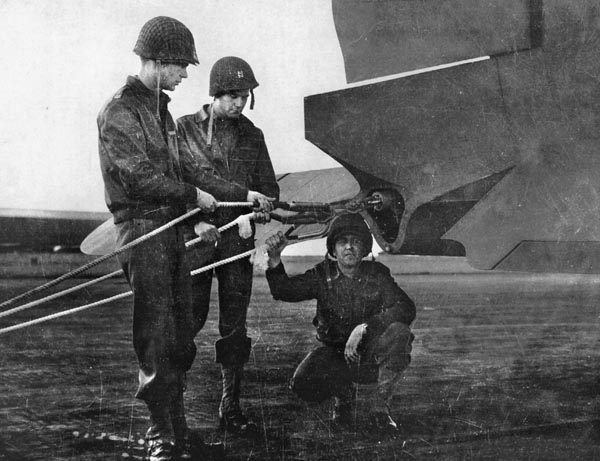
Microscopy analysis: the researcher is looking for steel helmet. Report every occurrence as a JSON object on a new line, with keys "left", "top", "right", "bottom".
{"left": 209, "top": 56, "right": 259, "bottom": 96}
{"left": 133, "top": 16, "right": 199, "bottom": 65}
{"left": 326, "top": 213, "right": 373, "bottom": 258}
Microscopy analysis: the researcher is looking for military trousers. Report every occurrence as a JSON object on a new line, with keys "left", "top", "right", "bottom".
{"left": 116, "top": 219, "right": 197, "bottom": 403}
{"left": 290, "top": 322, "right": 414, "bottom": 403}
{"left": 187, "top": 233, "right": 253, "bottom": 367}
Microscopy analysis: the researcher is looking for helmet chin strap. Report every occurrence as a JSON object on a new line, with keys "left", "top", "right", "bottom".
{"left": 207, "top": 103, "right": 214, "bottom": 148}
{"left": 155, "top": 60, "right": 161, "bottom": 119}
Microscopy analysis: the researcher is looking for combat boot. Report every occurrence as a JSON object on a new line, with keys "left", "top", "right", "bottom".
{"left": 146, "top": 399, "right": 175, "bottom": 461}
{"left": 218, "top": 365, "right": 258, "bottom": 435}
{"left": 365, "top": 367, "right": 402, "bottom": 437}
{"left": 147, "top": 438, "right": 175, "bottom": 461}
{"left": 171, "top": 391, "right": 225, "bottom": 460}
{"left": 366, "top": 409, "right": 399, "bottom": 436}
{"left": 332, "top": 383, "right": 356, "bottom": 428}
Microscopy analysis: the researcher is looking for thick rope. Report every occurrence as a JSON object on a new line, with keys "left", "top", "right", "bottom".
{"left": 215, "top": 201, "right": 255, "bottom": 208}
{"left": 0, "top": 213, "right": 257, "bottom": 320}
{"left": 0, "top": 214, "right": 261, "bottom": 333}
{"left": 0, "top": 270, "right": 123, "bottom": 319}
{"left": 191, "top": 248, "right": 256, "bottom": 276}
{"left": 0, "top": 247, "right": 260, "bottom": 335}
{"left": 0, "top": 208, "right": 202, "bottom": 309}
{"left": 185, "top": 212, "right": 256, "bottom": 248}
{"left": 0, "top": 203, "right": 258, "bottom": 310}
{"left": 0, "top": 292, "right": 132, "bottom": 335}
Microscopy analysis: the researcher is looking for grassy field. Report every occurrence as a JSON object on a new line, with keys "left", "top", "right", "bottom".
{"left": 1, "top": 257, "right": 600, "bottom": 459}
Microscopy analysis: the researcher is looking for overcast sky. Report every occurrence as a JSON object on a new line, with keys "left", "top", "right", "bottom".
{"left": 0, "top": 0, "right": 347, "bottom": 215}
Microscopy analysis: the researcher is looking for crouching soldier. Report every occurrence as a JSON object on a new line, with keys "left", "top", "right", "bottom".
{"left": 264, "top": 213, "right": 416, "bottom": 433}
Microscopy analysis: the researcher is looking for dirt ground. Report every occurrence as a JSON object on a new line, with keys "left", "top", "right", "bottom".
{"left": 2, "top": 258, "right": 600, "bottom": 460}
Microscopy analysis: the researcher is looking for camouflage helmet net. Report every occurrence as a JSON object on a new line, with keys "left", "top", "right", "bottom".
{"left": 209, "top": 56, "right": 259, "bottom": 96}
{"left": 133, "top": 16, "right": 199, "bottom": 65}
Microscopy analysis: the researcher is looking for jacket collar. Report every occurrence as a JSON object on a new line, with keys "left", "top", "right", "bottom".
{"left": 194, "top": 104, "right": 211, "bottom": 123}
{"left": 193, "top": 103, "right": 248, "bottom": 131}
{"left": 126, "top": 75, "right": 171, "bottom": 105}
{"left": 326, "top": 258, "right": 364, "bottom": 281}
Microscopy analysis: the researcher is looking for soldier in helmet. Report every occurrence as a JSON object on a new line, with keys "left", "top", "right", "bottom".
{"left": 98, "top": 18, "right": 263, "bottom": 460}
{"left": 177, "top": 56, "right": 279, "bottom": 435}
{"left": 264, "top": 214, "right": 416, "bottom": 435}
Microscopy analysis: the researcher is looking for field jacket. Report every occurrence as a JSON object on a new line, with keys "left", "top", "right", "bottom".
{"left": 98, "top": 77, "right": 247, "bottom": 224}
{"left": 177, "top": 104, "right": 279, "bottom": 230}
{"left": 266, "top": 259, "right": 416, "bottom": 346}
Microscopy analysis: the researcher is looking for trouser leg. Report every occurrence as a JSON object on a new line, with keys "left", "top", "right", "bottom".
{"left": 116, "top": 220, "right": 196, "bottom": 451}
{"left": 290, "top": 346, "right": 353, "bottom": 403}
{"left": 187, "top": 244, "right": 215, "bottom": 336}
{"left": 361, "top": 322, "right": 414, "bottom": 417}
{"left": 214, "top": 255, "right": 253, "bottom": 410}
{"left": 117, "top": 220, "right": 197, "bottom": 402}
{"left": 147, "top": 398, "right": 175, "bottom": 441}
{"left": 291, "top": 346, "right": 355, "bottom": 427}
{"left": 170, "top": 391, "right": 188, "bottom": 445}
{"left": 215, "top": 256, "right": 252, "bottom": 340}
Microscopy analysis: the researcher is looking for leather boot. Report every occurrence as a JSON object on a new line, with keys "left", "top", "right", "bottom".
{"left": 171, "top": 392, "right": 225, "bottom": 460}
{"left": 366, "top": 367, "right": 402, "bottom": 436}
{"left": 218, "top": 365, "right": 257, "bottom": 435}
{"left": 332, "top": 383, "right": 356, "bottom": 428}
{"left": 146, "top": 399, "right": 175, "bottom": 461}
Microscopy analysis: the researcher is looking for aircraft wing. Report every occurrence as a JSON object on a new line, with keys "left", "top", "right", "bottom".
{"left": 0, "top": 208, "right": 110, "bottom": 252}
{"left": 301, "top": 0, "right": 600, "bottom": 273}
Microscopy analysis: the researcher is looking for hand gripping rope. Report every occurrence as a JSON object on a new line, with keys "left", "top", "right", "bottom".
{"left": 0, "top": 200, "right": 334, "bottom": 309}
{"left": 0, "top": 202, "right": 254, "bottom": 310}
{"left": 0, "top": 199, "right": 338, "bottom": 335}
{"left": 0, "top": 209, "right": 263, "bottom": 335}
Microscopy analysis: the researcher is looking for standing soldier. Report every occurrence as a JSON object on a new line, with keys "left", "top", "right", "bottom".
{"left": 177, "top": 56, "right": 279, "bottom": 435}
{"left": 98, "top": 17, "right": 250, "bottom": 460}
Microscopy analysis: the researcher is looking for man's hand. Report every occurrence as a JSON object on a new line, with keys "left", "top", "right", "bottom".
{"left": 264, "top": 231, "right": 288, "bottom": 268}
{"left": 253, "top": 211, "right": 271, "bottom": 224}
{"left": 345, "top": 323, "right": 367, "bottom": 364}
{"left": 193, "top": 221, "right": 220, "bottom": 245}
{"left": 247, "top": 190, "right": 274, "bottom": 213}
{"left": 196, "top": 188, "right": 217, "bottom": 212}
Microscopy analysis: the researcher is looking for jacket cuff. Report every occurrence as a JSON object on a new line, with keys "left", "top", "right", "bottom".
{"left": 183, "top": 184, "right": 199, "bottom": 204}
{"left": 266, "top": 261, "right": 285, "bottom": 275}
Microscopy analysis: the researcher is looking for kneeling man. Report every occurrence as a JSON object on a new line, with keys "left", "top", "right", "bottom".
{"left": 264, "top": 213, "right": 416, "bottom": 433}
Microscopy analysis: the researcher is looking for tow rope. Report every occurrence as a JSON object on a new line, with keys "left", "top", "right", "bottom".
{"left": 0, "top": 211, "right": 266, "bottom": 335}
{"left": 0, "top": 199, "right": 340, "bottom": 335}
{"left": 0, "top": 202, "right": 258, "bottom": 310}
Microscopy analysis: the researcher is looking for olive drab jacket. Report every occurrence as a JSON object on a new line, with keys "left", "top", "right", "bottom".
{"left": 176, "top": 104, "right": 279, "bottom": 232}
{"left": 266, "top": 259, "right": 416, "bottom": 346}
{"left": 98, "top": 76, "right": 248, "bottom": 224}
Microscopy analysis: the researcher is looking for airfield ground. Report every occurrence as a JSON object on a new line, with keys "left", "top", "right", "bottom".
{"left": 1, "top": 256, "right": 600, "bottom": 460}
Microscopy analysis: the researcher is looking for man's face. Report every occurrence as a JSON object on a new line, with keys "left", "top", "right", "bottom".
{"left": 333, "top": 233, "right": 365, "bottom": 268}
{"left": 159, "top": 62, "right": 189, "bottom": 91}
{"left": 213, "top": 89, "right": 250, "bottom": 119}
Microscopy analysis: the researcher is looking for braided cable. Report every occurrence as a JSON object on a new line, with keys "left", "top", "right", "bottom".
{"left": 0, "top": 208, "right": 202, "bottom": 309}
{"left": 0, "top": 202, "right": 257, "bottom": 309}
{"left": 0, "top": 211, "right": 259, "bottom": 330}
{"left": 0, "top": 292, "right": 132, "bottom": 335}
{"left": 191, "top": 248, "right": 256, "bottom": 276}
{"left": 0, "top": 270, "right": 123, "bottom": 319}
